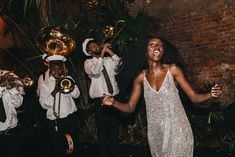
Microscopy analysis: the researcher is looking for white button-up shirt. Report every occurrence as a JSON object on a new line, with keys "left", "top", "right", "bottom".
{"left": 0, "top": 86, "right": 24, "bottom": 131}
{"left": 37, "top": 75, "right": 80, "bottom": 120}
{"left": 84, "top": 54, "right": 120, "bottom": 98}
{"left": 37, "top": 70, "right": 50, "bottom": 96}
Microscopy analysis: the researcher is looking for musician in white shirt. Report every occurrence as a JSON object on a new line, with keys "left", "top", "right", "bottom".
{"left": 37, "top": 55, "right": 80, "bottom": 157}
{"left": 37, "top": 54, "right": 50, "bottom": 96}
{"left": 0, "top": 70, "right": 24, "bottom": 157}
{"left": 83, "top": 38, "right": 121, "bottom": 157}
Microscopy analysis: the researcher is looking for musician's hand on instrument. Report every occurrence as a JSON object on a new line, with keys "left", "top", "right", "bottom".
{"left": 102, "top": 94, "right": 114, "bottom": 106}
{"left": 3, "top": 71, "right": 15, "bottom": 78}
{"left": 51, "top": 82, "right": 60, "bottom": 97}
{"left": 104, "top": 43, "right": 115, "bottom": 56}
{"left": 0, "top": 72, "right": 15, "bottom": 89}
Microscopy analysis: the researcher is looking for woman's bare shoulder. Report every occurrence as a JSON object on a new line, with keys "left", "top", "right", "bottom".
{"left": 169, "top": 63, "right": 182, "bottom": 72}
{"left": 169, "top": 64, "right": 183, "bottom": 76}
{"left": 134, "top": 70, "right": 146, "bottom": 83}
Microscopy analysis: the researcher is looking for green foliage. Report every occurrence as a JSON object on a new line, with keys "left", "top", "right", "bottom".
{"left": 1, "top": 0, "right": 155, "bottom": 144}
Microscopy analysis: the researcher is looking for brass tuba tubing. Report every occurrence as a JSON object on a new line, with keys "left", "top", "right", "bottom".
{"left": 36, "top": 26, "right": 76, "bottom": 93}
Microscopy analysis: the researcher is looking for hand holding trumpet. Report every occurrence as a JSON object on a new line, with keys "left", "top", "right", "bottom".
{"left": 0, "top": 71, "right": 21, "bottom": 90}
{"left": 0, "top": 71, "right": 33, "bottom": 91}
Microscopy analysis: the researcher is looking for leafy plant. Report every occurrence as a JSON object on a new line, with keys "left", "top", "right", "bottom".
{"left": 1, "top": 0, "right": 155, "bottom": 144}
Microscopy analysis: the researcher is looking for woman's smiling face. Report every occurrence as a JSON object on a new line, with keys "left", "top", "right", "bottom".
{"left": 146, "top": 38, "right": 164, "bottom": 62}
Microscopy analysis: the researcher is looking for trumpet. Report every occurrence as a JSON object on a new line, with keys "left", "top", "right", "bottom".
{"left": 0, "top": 75, "right": 34, "bottom": 90}
{"left": 21, "top": 77, "right": 34, "bottom": 87}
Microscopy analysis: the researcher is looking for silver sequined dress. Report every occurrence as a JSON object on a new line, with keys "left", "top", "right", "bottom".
{"left": 143, "top": 69, "right": 194, "bottom": 157}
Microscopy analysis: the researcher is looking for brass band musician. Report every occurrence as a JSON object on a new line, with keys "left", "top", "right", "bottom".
{"left": 0, "top": 70, "right": 24, "bottom": 157}
{"left": 37, "top": 55, "right": 80, "bottom": 157}
{"left": 83, "top": 38, "right": 121, "bottom": 157}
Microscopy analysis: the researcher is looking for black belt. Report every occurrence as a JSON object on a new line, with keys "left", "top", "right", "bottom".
{"left": 0, "top": 126, "right": 19, "bottom": 136}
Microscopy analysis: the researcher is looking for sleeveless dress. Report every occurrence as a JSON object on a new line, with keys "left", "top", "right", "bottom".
{"left": 143, "top": 69, "right": 194, "bottom": 157}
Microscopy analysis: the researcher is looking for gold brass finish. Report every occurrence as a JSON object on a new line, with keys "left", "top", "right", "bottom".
{"left": 102, "top": 25, "right": 115, "bottom": 39}
{"left": 36, "top": 26, "right": 75, "bottom": 56}
{"left": 58, "top": 77, "right": 75, "bottom": 94}
{"left": 57, "top": 64, "right": 75, "bottom": 94}
{"left": 0, "top": 75, "right": 34, "bottom": 89}
{"left": 21, "top": 76, "right": 34, "bottom": 87}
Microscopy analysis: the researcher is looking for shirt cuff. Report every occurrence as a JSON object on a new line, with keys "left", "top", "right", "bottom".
{"left": 111, "top": 54, "right": 119, "bottom": 60}
{"left": 0, "top": 87, "right": 5, "bottom": 93}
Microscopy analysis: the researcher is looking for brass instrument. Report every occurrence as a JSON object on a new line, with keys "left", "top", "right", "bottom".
{"left": 102, "top": 25, "right": 115, "bottom": 39}
{"left": 36, "top": 27, "right": 76, "bottom": 154}
{"left": 20, "top": 76, "right": 34, "bottom": 87}
{"left": 102, "top": 20, "right": 125, "bottom": 43}
{"left": 0, "top": 75, "right": 34, "bottom": 89}
{"left": 57, "top": 64, "right": 75, "bottom": 94}
{"left": 95, "top": 20, "right": 125, "bottom": 55}
{"left": 36, "top": 26, "right": 76, "bottom": 94}
{"left": 36, "top": 26, "right": 75, "bottom": 56}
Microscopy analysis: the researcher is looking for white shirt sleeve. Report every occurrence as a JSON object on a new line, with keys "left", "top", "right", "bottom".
{"left": 66, "top": 76, "right": 80, "bottom": 98}
{"left": 84, "top": 58, "right": 103, "bottom": 77}
{"left": 0, "top": 87, "right": 5, "bottom": 97}
{"left": 8, "top": 88, "right": 23, "bottom": 108}
{"left": 111, "top": 54, "right": 121, "bottom": 67}
{"left": 38, "top": 77, "right": 55, "bottom": 109}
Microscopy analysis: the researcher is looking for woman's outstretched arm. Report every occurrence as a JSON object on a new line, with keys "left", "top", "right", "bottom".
{"left": 103, "top": 72, "right": 144, "bottom": 113}
{"left": 170, "top": 64, "right": 222, "bottom": 103}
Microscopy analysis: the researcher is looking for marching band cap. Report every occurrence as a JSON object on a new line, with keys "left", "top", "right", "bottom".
{"left": 43, "top": 54, "right": 67, "bottom": 62}
{"left": 42, "top": 54, "right": 49, "bottom": 61}
{"left": 82, "top": 38, "right": 94, "bottom": 56}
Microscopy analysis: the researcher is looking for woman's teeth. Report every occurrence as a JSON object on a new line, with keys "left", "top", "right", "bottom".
{"left": 153, "top": 51, "right": 160, "bottom": 56}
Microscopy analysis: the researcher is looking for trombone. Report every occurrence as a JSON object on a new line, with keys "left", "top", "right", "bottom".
{"left": 102, "top": 20, "right": 125, "bottom": 44}
{"left": 95, "top": 20, "right": 125, "bottom": 54}
{"left": 56, "top": 63, "right": 75, "bottom": 94}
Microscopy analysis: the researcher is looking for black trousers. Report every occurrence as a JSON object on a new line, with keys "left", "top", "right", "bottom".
{"left": 44, "top": 112, "right": 79, "bottom": 157}
{"left": 0, "top": 127, "right": 21, "bottom": 157}
{"left": 94, "top": 98, "right": 120, "bottom": 157}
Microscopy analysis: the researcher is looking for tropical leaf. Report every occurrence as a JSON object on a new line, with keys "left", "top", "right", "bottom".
{"left": 1, "top": 0, "right": 156, "bottom": 144}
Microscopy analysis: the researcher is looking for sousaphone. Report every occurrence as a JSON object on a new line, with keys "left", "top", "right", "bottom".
{"left": 36, "top": 26, "right": 75, "bottom": 94}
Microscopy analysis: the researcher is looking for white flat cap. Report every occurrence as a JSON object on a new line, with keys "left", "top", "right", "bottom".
{"left": 42, "top": 54, "right": 49, "bottom": 61}
{"left": 82, "top": 38, "right": 94, "bottom": 56}
{"left": 46, "top": 55, "right": 67, "bottom": 62}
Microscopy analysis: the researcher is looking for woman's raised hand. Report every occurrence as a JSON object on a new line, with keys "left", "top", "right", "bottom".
{"left": 102, "top": 95, "right": 114, "bottom": 106}
{"left": 211, "top": 84, "right": 222, "bottom": 98}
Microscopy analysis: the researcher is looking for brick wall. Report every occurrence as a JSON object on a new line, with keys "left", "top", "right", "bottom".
{"left": 142, "top": 0, "right": 235, "bottom": 105}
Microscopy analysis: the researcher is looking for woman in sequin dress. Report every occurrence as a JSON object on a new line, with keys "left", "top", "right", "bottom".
{"left": 102, "top": 35, "right": 222, "bottom": 157}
